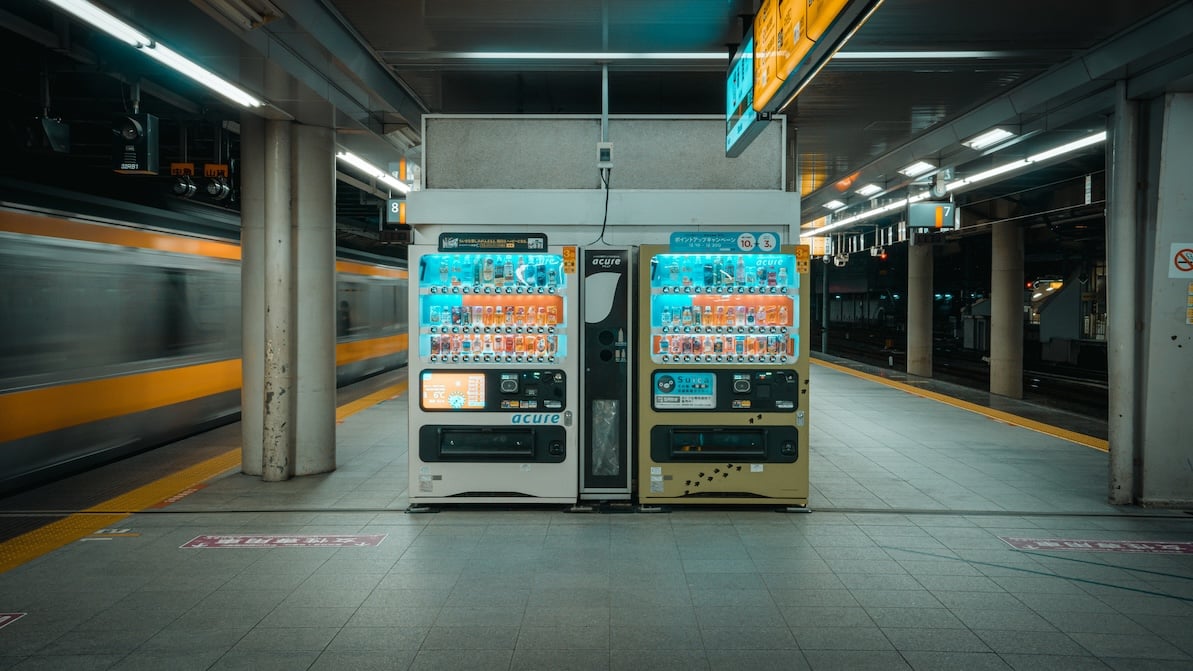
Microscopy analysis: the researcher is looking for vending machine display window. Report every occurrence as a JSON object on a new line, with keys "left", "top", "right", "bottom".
{"left": 420, "top": 371, "right": 487, "bottom": 411}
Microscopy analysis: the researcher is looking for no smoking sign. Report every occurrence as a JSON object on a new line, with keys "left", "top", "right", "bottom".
{"left": 1171, "top": 243, "right": 1193, "bottom": 278}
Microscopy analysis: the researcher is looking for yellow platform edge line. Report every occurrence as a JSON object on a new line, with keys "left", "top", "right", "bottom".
{"left": 812, "top": 359, "right": 1109, "bottom": 453}
{"left": 0, "top": 380, "right": 408, "bottom": 574}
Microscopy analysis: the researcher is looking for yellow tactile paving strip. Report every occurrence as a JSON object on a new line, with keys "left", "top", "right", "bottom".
{"left": 813, "top": 358, "right": 1109, "bottom": 453}
{"left": 0, "top": 379, "right": 407, "bottom": 574}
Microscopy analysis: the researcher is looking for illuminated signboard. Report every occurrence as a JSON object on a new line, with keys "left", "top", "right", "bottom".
{"left": 421, "top": 371, "right": 486, "bottom": 411}
{"left": 726, "top": 33, "right": 768, "bottom": 158}
{"left": 752, "top": 0, "right": 883, "bottom": 114}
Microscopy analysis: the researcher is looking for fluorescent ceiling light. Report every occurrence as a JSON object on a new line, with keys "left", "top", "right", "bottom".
{"left": 963, "top": 128, "right": 1016, "bottom": 150}
{"left": 898, "top": 161, "right": 935, "bottom": 177}
{"left": 42, "top": 0, "right": 263, "bottom": 108}
{"left": 337, "top": 152, "right": 410, "bottom": 194}
{"left": 824, "top": 200, "right": 847, "bottom": 210}
{"left": 834, "top": 51, "right": 1005, "bottom": 60}
{"left": 43, "top": 0, "right": 149, "bottom": 46}
{"left": 948, "top": 130, "right": 1107, "bottom": 192}
{"left": 456, "top": 52, "right": 727, "bottom": 61}
{"left": 810, "top": 131, "right": 1108, "bottom": 236}
{"left": 142, "top": 44, "right": 262, "bottom": 107}
{"left": 855, "top": 184, "right": 882, "bottom": 197}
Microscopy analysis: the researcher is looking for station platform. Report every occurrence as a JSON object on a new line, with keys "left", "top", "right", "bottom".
{"left": 1, "top": 363, "right": 1191, "bottom": 670}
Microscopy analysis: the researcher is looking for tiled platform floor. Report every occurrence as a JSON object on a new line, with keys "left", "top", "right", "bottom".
{"left": 1, "top": 364, "right": 1190, "bottom": 670}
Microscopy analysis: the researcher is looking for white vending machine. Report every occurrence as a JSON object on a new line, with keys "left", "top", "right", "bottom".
{"left": 408, "top": 234, "right": 580, "bottom": 505}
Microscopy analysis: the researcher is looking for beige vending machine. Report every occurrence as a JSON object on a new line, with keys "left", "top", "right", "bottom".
{"left": 637, "top": 235, "right": 810, "bottom": 508}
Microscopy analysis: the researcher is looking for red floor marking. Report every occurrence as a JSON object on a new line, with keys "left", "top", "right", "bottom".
{"left": 180, "top": 534, "right": 386, "bottom": 548}
{"left": 1000, "top": 537, "right": 1193, "bottom": 554}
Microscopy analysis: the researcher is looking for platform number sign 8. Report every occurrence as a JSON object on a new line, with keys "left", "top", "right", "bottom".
{"left": 385, "top": 198, "right": 403, "bottom": 225}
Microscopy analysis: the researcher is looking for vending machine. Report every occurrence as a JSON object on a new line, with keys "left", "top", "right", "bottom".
{"left": 637, "top": 235, "right": 810, "bottom": 507}
{"left": 408, "top": 233, "right": 579, "bottom": 505}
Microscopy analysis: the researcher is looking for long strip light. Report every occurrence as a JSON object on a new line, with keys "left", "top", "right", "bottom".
{"left": 42, "top": 0, "right": 262, "bottom": 107}
{"left": 452, "top": 52, "right": 728, "bottom": 61}
{"left": 809, "top": 130, "right": 1107, "bottom": 237}
{"left": 336, "top": 151, "right": 410, "bottom": 194}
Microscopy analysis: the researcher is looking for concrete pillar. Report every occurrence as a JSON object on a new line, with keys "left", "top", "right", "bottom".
{"left": 1137, "top": 93, "right": 1193, "bottom": 506}
{"left": 239, "top": 114, "right": 265, "bottom": 476}
{"left": 906, "top": 240, "right": 933, "bottom": 377}
{"left": 1106, "top": 81, "right": 1140, "bottom": 505}
{"left": 262, "top": 119, "right": 294, "bottom": 481}
{"left": 990, "top": 223, "right": 1024, "bottom": 398}
{"left": 291, "top": 124, "right": 337, "bottom": 475}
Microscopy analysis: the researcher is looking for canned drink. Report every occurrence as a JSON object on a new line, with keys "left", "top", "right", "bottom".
{"left": 430, "top": 336, "right": 440, "bottom": 355}
{"left": 659, "top": 336, "right": 669, "bottom": 354}
{"left": 505, "top": 334, "right": 515, "bottom": 353}
{"left": 450, "top": 306, "right": 461, "bottom": 325}
{"left": 547, "top": 335, "right": 557, "bottom": 354}
{"left": 547, "top": 306, "right": 558, "bottom": 325}
{"left": 547, "top": 268, "right": 558, "bottom": 286}
{"left": 494, "top": 334, "right": 503, "bottom": 352}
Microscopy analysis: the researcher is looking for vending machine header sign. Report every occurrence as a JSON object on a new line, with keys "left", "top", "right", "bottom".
{"left": 670, "top": 231, "right": 780, "bottom": 254}
{"left": 438, "top": 233, "right": 547, "bottom": 252}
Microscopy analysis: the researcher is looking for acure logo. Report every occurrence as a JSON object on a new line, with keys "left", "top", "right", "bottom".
{"left": 511, "top": 414, "right": 562, "bottom": 424}
{"left": 591, "top": 256, "right": 622, "bottom": 268}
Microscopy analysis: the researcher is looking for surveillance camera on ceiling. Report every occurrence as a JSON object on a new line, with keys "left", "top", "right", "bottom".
{"left": 833, "top": 253, "right": 848, "bottom": 268}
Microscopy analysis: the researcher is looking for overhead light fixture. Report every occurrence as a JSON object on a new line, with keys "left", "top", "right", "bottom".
{"left": 823, "top": 200, "right": 847, "bottom": 210}
{"left": 962, "top": 127, "right": 1016, "bottom": 150}
{"left": 948, "top": 130, "right": 1107, "bottom": 192}
{"left": 42, "top": 0, "right": 148, "bottom": 46}
{"left": 834, "top": 51, "right": 1006, "bottom": 60}
{"left": 41, "top": 0, "right": 263, "bottom": 108}
{"left": 446, "top": 52, "right": 727, "bottom": 61}
{"left": 855, "top": 184, "right": 882, "bottom": 197}
{"left": 809, "top": 130, "right": 1108, "bottom": 237}
{"left": 898, "top": 161, "right": 935, "bottom": 178}
{"left": 337, "top": 151, "right": 411, "bottom": 194}
{"left": 141, "top": 44, "right": 262, "bottom": 107}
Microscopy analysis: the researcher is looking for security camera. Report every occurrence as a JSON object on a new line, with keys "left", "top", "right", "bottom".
{"left": 833, "top": 253, "right": 849, "bottom": 268}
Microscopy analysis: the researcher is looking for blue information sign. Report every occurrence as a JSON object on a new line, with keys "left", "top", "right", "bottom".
{"left": 670, "top": 232, "right": 780, "bottom": 254}
{"left": 726, "top": 34, "right": 768, "bottom": 157}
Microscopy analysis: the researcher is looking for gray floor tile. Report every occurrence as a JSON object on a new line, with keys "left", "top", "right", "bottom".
{"left": 410, "top": 647, "right": 515, "bottom": 671}
{"left": 780, "top": 606, "right": 873, "bottom": 629}
{"left": 790, "top": 626, "right": 893, "bottom": 651}
{"left": 706, "top": 649, "right": 809, "bottom": 670}
{"left": 609, "top": 624, "right": 703, "bottom": 650}
{"left": 847, "top": 589, "right": 943, "bottom": 609}
{"left": 699, "top": 626, "right": 799, "bottom": 650}
{"left": 510, "top": 649, "right": 611, "bottom": 671}
{"left": 207, "top": 651, "right": 321, "bottom": 671}
{"left": 325, "top": 625, "right": 429, "bottom": 651}
{"left": 348, "top": 606, "right": 440, "bottom": 627}
{"left": 435, "top": 606, "right": 521, "bottom": 626}
{"left": 422, "top": 625, "right": 519, "bottom": 650}
{"left": 974, "top": 629, "right": 1088, "bottom": 656}
{"left": 229, "top": 626, "right": 339, "bottom": 652}
{"left": 1000, "top": 654, "right": 1113, "bottom": 670}
{"left": 610, "top": 650, "right": 709, "bottom": 671}
{"left": 900, "top": 651, "right": 1014, "bottom": 671}
{"left": 138, "top": 625, "right": 252, "bottom": 652}
{"left": 4, "top": 654, "right": 124, "bottom": 670}
{"left": 108, "top": 651, "right": 224, "bottom": 671}
{"left": 308, "top": 651, "right": 417, "bottom": 671}
{"left": 517, "top": 625, "right": 610, "bottom": 650}
{"left": 882, "top": 627, "right": 990, "bottom": 652}
{"left": 864, "top": 607, "right": 965, "bottom": 630}
{"left": 1067, "top": 633, "right": 1191, "bottom": 661}
{"left": 1035, "top": 610, "right": 1149, "bottom": 635}
{"left": 802, "top": 650, "right": 911, "bottom": 670}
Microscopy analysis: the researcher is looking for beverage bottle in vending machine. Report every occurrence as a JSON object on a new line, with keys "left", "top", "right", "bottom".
{"left": 735, "top": 257, "right": 746, "bottom": 284}
{"left": 778, "top": 267, "right": 788, "bottom": 285}
{"left": 503, "top": 257, "right": 514, "bottom": 284}
{"left": 778, "top": 305, "right": 789, "bottom": 324}
{"left": 482, "top": 257, "right": 495, "bottom": 283}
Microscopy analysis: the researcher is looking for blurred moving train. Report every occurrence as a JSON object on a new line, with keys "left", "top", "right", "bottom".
{"left": 0, "top": 202, "right": 408, "bottom": 495}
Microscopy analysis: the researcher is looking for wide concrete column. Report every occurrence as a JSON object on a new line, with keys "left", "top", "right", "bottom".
{"left": 1106, "top": 81, "right": 1140, "bottom": 505}
{"left": 990, "top": 223, "right": 1024, "bottom": 398}
{"left": 239, "top": 114, "right": 265, "bottom": 475}
{"left": 262, "top": 119, "right": 295, "bottom": 481}
{"left": 906, "top": 240, "right": 933, "bottom": 377}
{"left": 291, "top": 124, "right": 337, "bottom": 475}
{"left": 1137, "top": 93, "right": 1193, "bottom": 506}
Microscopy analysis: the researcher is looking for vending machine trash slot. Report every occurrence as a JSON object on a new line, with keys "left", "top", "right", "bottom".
{"left": 419, "top": 425, "right": 566, "bottom": 463}
{"left": 649, "top": 425, "right": 800, "bottom": 463}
